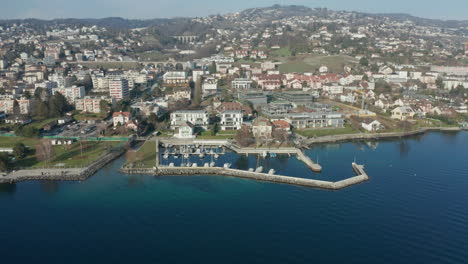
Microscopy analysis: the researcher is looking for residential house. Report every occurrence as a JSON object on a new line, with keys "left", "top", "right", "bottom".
{"left": 391, "top": 106, "right": 415, "bottom": 120}
{"left": 252, "top": 118, "right": 273, "bottom": 138}
{"left": 361, "top": 120, "right": 384, "bottom": 132}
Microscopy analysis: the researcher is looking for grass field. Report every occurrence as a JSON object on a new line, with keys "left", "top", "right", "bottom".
{"left": 125, "top": 141, "right": 157, "bottom": 168}
{"left": 0, "top": 136, "right": 41, "bottom": 148}
{"left": 0, "top": 136, "right": 120, "bottom": 169}
{"left": 277, "top": 54, "right": 358, "bottom": 73}
{"left": 17, "top": 141, "right": 121, "bottom": 169}
{"left": 279, "top": 62, "right": 315, "bottom": 73}
{"left": 198, "top": 130, "right": 235, "bottom": 139}
{"left": 271, "top": 47, "right": 293, "bottom": 57}
{"left": 294, "top": 126, "right": 359, "bottom": 138}
{"left": 74, "top": 112, "right": 107, "bottom": 121}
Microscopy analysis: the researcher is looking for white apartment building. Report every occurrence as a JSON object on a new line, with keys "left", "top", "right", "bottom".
{"left": 91, "top": 75, "right": 109, "bottom": 93}
{"left": 0, "top": 96, "right": 34, "bottom": 114}
{"left": 220, "top": 111, "right": 243, "bottom": 131}
{"left": 202, "top": 78, "right": 218, "bottom": 97}
{"left": 170, "top": 110, "right": 209, "bottom": 130}
{"left": 109, "top": 79, "right": 129, "bottom": 100}
{"left": 163, "top": 71, "right": 188, "bottom": 85}
{"left": 232, "top": 78, "right": 253, "bottom": 90}
{"left": 75, "top": 96, "right": 115, "bottom": 113}
{"left": 52, "top": 86, "right": 85, "bottom": 103}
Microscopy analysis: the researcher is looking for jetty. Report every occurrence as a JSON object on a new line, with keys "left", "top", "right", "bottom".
{"left": 121, "top": 162, "right": 368, "bottom": 190}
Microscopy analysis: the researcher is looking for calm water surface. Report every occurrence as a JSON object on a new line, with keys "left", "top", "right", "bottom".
{"left": 1, "top": 132, "right": 467, "bottom": 264}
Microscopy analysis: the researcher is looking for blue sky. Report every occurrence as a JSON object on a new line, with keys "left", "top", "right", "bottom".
{"left": 0, "top": 0, "right": 467, "bottom": 20}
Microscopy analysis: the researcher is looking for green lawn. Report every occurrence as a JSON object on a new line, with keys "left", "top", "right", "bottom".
{"left": 198, "top": 130, "right": 234, "bottom": 139}
{"left": 271, "top": 47, "right": 292, "bottom": 57}
{"left": 277, "top": 54, "right": 358, "bottom": 73}
{"left": 294, "top": 126, "right": 359, "bottom": 138}
{"left": 279, "top": 62, "right": 315, "bottom": 73}
{"left": 27, "top": 118, "right": 59, "bottom": 129}
{"left": 125, "top": 141, "right": 157, "bottom": 168}
{"left": 74, "top": 112, "right": 107, "bottom": 121}
{"left": 28, "top": 141, "right": 119, "bottom": 169}
{"left": 0, "top": 136, "right": 41, "bottom": 148}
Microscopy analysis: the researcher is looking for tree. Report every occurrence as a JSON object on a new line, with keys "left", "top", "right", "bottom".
{"left": 208, "top": 61, "right": 217, "bottom": 74}
{"left": 234, "top": 126, "right": 254, "bottom": 147}
{"left": 0, "top": 153, "right": 11, "bottom": 172}
{"left": 436, "top": 78, "right": 445, "bottom": 89}
{"left": 99, "top": 100, "right": 111, "bottom": 114}
{"left": 192, "top": 76, "right": 202, "bottom": 106}
{"left": 36, "top": 100, "right": 50, "bottom": 119}
{"left": 49, "top": 92, "right": 70, "bottom": 117}
{"left": 211, "top": 122, "right": 219, "bottom": 136}
{"left": 12, "top": 100, "right": 21, "bottom": 117}
{"left": 359, "top": 57, "right": 369, "bottom": 67}
{"left": 13, "top": 143, "right": 27, "bottom": 160}
{"left": 35, "top": 139, "right": 54, "bottom": 165}
{"left": 175, "top": 63, "right": 184, "bottom": 71}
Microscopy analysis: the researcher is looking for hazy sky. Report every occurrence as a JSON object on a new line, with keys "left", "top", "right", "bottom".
{"left": 0, "top": 0, "right": 467, "bottom": 20}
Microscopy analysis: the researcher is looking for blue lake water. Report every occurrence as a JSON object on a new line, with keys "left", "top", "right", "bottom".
{"left": 1, "top": 131, "right": 467, "bottom": 264}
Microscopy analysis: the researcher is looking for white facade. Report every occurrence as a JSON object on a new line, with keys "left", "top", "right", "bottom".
{"left": 220, "top": 111, "right": 243, "bottom": 131}
{"left": 361, "top": 120, "right": 383, "bottom": 132}
{"left": 75, "top": 96, "right": 115, "bottom": 113}
{"left": 170, "top": 110, "right": 209, "bottom": 130}
{"left": 52, "top": 86, "right": 85, "bottom": 103}
{"left": 232, "top": 78, "right": 252, "bottom": 90}
{"left": 202, "top": 78, "right": 218, "bottom": 96}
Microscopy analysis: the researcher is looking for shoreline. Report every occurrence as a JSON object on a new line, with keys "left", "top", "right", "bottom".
{"left": 300, "top": 127, "right": 465, "bottom": 146}
{"left": 0, "top": 149, "right": 125, "bottom": 184}
{"left": 1, "top": 128, "right": 465, "bottom": 185}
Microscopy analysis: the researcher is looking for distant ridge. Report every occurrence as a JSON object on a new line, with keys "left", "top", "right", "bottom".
{"left": 1, "top": 5, "right": 468, "bottom": 29}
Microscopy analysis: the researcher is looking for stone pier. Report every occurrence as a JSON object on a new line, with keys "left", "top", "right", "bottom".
{"left": 121, "top": 163, "right": 369, "bottom": 190}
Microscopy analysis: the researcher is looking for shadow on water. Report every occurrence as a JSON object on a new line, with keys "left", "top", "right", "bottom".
{"left": 440, "top": 131, "right": 459, "bottom": 143}
{"left": 0, "top": 183, "right": 16, "bottom": 196}
{"left": 397, "top": 140, "right": 410, "bottom": 157}
{"left": 127, "top": 175, "right": 146, "bottom": 188}
{"left": 234, "top": 155, "right": 249, "bottom": 170}
{"left": 39, "top": 181, "right": 60, "bottom": 195}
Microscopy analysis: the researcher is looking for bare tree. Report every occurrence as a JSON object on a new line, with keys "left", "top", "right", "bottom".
{"left": 235, "top": 126, "right": 255, "bottom": 147}
{"left": 36, "top": 139, "right": 55, "bottom": 166}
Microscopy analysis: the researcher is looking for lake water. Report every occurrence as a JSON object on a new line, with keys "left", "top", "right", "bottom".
{"left": 1, "top": 132, "right": 467, "bottom": 264}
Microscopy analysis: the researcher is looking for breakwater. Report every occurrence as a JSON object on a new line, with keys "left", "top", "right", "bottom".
{"left": 120, "top": 163, "right": 368, "bottom": 190}
{"left": 0, "top": 149, "right": 125, "bottom": 184}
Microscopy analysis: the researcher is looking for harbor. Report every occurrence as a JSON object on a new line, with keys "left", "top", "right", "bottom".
{"left": 121, "top": 138, "right": 367, "bottom": 190}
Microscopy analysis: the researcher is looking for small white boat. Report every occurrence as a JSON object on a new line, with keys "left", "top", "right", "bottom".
{"left": 214, "top": 153, "right": 219, "bottom": 159}
{"left": 184, "top": 153, "right": 189, "bottom": 159}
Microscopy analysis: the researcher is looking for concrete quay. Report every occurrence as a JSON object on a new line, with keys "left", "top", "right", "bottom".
{"left": 121, "top": 163, "right": 369, "bottom": 190}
